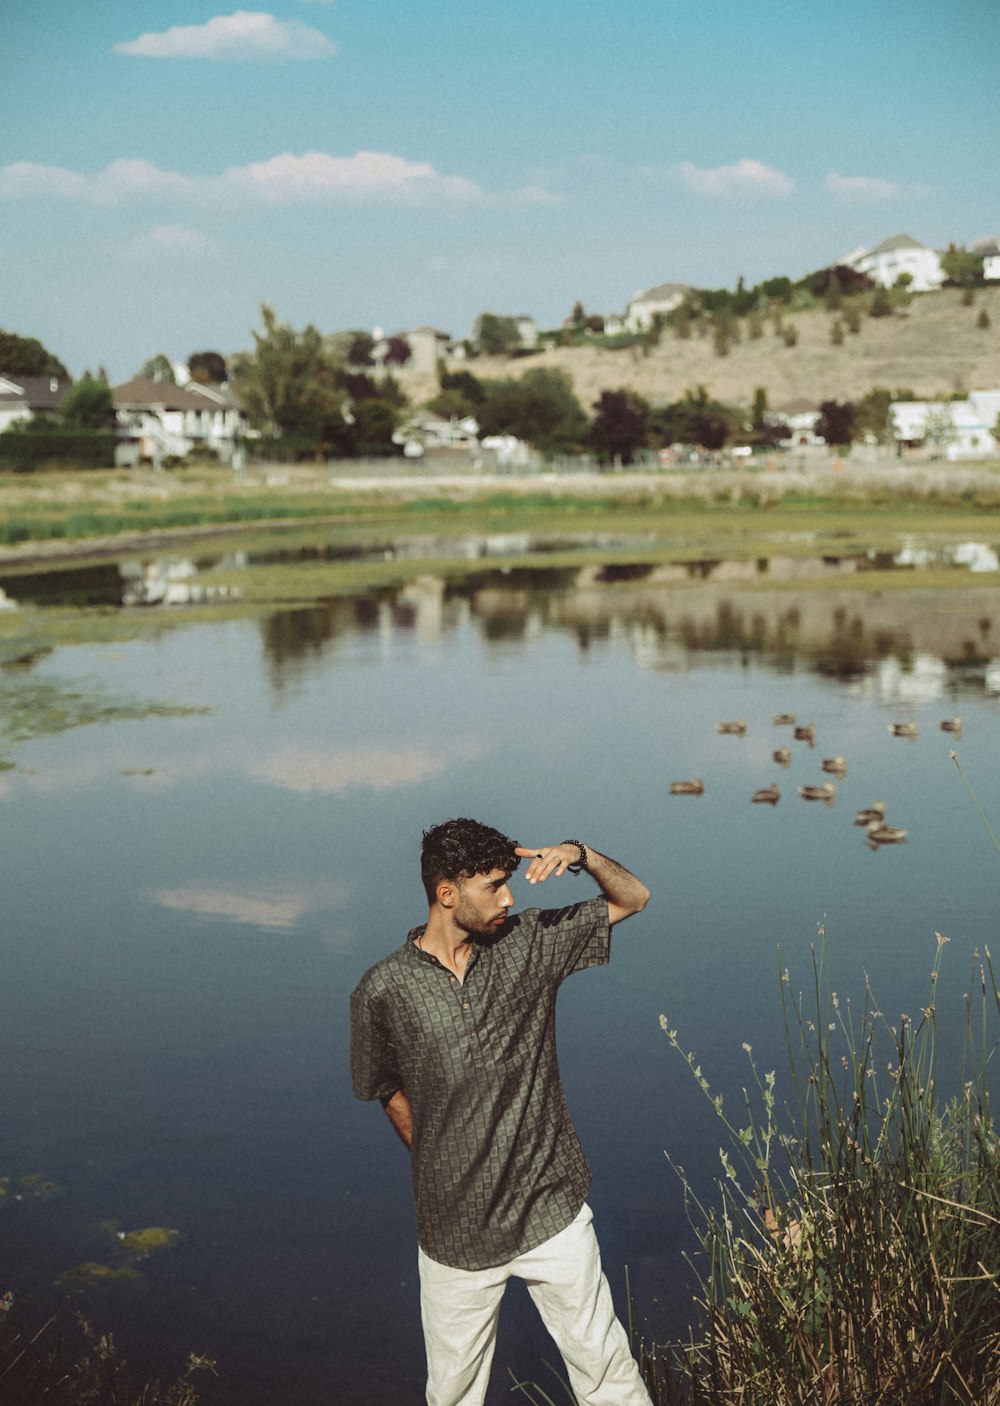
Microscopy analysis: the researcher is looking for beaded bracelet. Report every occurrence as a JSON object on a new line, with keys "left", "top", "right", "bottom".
{"left": 563, "top": 840, "right": 588, "bottom": 874}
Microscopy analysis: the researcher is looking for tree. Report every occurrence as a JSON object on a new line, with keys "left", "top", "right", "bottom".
{"left": 0, "top": 328, "right": 68, "bottom": 378}
{"left": 649, "top": 386, "right": 737, "bottom": 451}
{"left": 187, "top": 351, "right": 227, "bottom": 385}
{"left": 855, "top": 387, "right": 893, "bottom": 444}
{"left": 940, "top": 244, "right": 985, "bottom": 288}
{"left": 589, "top": 389, "right": 649, "bottom": 465}
{"left": 569, "top": 301, "right": 586, "bottom": 326}
{"left": 477, "top": 368, "right": 588, "bottom": 456}
{"left": 977, "top": 308, "right": 991, "bottom": 330}
{"left": 440, "top": 370, "right": 486, "bottom": 407}
{"left": 816, "top": 399, "right": 858, "bottom": 449}
{"left": 350, "top": 398, "right": 401, "bottom": 457}
{"left": 233, "top": 303, "right": 344, "bottom": 440}
{"left": 824, "top": 270, "right": 843, "bottom": 312}
{"left": 140, "top": 353, "right": 176, "bottom": 382}
{"left": 474, "top": 313, "right": 521, "bottom": 357}
{"left": 59, "top": 374, "right": 115, "bottom": 430}
{"left": 384, "top": 335, "right": 412, "bottom": 366}
{"left": 830, "top": 320, "right": 845, "bottom": 346}
{"left": 347, "top": 331, "right": 375, "bottom": 366}
{"left": 869, "top": 287, "right": 893, "bottom": 318}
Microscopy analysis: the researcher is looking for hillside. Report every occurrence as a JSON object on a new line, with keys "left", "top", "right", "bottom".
{"left": 395, "top": 287, "right": 1000, "bottom": 412}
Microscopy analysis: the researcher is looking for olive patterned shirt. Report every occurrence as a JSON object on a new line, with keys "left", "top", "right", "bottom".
{"left": 350, "top": 895, "right": 611, "bottom": 1270}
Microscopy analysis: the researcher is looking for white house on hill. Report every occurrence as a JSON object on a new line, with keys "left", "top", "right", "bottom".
{"left": 624, "top": 282, "right": 692, "bottom": 332}
{"left": 841, "top": 234, "right": 943, "bottom": 292}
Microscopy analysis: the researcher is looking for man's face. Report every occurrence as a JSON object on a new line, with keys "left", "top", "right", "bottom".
{"left": 452, "top": 868, "right": 514, "bottom": 935}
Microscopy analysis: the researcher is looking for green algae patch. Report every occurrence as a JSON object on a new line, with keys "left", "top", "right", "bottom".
{"left": 117, "top": 1226, "right": 180, "bottom": 1257}
{"left": 56, "top": 1261, "right": 141, "bottom": 1288}
{"left": 0, "top": 674, "right": 210, "bottom": 768}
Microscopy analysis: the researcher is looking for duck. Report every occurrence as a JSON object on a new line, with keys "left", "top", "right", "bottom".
{"left": 772, "top": 712, "right": 796, "bottom": 726}
{"left": 799, "top": 782, "right": 836, "bottom": 802}
{"left": 820, "top": 756, "right": 848, "bottom": 777}
{"left": 793, "top": 723, "right": 816, "bottom": 745}
{"left": 773, "top": 746, "right": 793, "bottom": 767}
{"left": 889, "top": 721, "right": 918, "bottom": 739}
{"left": 854, "top": 801, "right": 887, "bottom": 827}
{"left": 752, "top": 784, "right": 781, "bottom": 805}
{"left": 867, "top": 821, "right": 907, "bottom": 845}
{"left": 940, "top": 717, "right": 964, "bottom": 734}
{"left": 716, "top": 720, "right": 748, "bottom": 736}
{"left": 669, "top": 779, "right": 704, "bottom": 796}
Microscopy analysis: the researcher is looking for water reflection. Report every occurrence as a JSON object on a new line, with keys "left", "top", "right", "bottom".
{"left": 253, "top": 570, "right": 998, "bottom": 706}
{"left": 3, "top": 531, "right": 1000, "bottom": 612}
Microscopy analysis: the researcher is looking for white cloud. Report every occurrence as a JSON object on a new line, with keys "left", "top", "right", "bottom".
{"left": 222, "top": 150, "right": 482, "bottom": 204}
{"left": 0, "top": 158, "right": 194, "bottom": 204}
{"left": 142, "top": 224, "right": 214, "bottom": 253}
{"left": 151, "top": 878, "right": 347, "bottom": 931}
{"left": 676, "top": 157, "right": 795, "bottom": 196}
{"left": 0, "top": 151, "right": 497, "bottom": 207}
{"left": 826, "top": 171, "right": 900, "bottom": 201}
{"left": 243, "top": 742, "right": 474, "bottom": 793}
{"left": 113, "top": 10, "right": 335, "bottom": 62}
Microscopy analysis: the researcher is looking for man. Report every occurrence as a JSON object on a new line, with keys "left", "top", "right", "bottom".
{"left": 350, "top": 818, "right": 652, "bottom": 1406}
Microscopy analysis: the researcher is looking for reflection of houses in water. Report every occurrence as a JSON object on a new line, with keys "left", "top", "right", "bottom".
{"left": 120, "top": 558, "right": 241, "bottom": 607}
{"left": 848, "top": 654, "right": 949, "bottom": 707}
{"left": 895, "top": 541, "right": 1000, "bottom": 573}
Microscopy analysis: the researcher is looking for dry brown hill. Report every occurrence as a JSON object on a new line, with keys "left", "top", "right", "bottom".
{"left": 395, "top": 286, "right": 1000, "bottom": 412}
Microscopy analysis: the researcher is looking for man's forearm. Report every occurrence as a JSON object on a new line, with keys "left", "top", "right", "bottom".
{"left": 516, "top": 841, "right": 650, "bottom": 924}
{"left": 579, "top": 844, "right": 650, "bottom": 924}
{"left": 381, "top": 1088, "right": 413, "bottom": 1147}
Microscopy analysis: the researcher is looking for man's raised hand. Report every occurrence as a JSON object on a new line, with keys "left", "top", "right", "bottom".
{"left": 514, "top": 844, "right": 581, "bottom": 885}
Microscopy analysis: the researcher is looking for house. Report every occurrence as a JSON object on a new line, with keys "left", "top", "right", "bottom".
{"left": 624, "top": 283, "right": 692, "bottom": 333}
{"left": 892, "top": 391, "right": 1000, "bottom": 460}
{"left": 391, "top": 412, "right": 479, "bottom": 458}
{"left": 841, "top": 234, "right": 943, "bottom": 292}
{"left": 972, "top": 237, "right": 1000, "bottom": 282}
{"left": 0, "top": 374, "right": 72, "bottom": 433}
{"left": 112, "top": 376, "right": 245, "bottom": 466}
{"left": 400, "top": 327, "right": 457, "bottom": 375}
{"left": 774, "top": 399, "right": 823, "bottom": 447}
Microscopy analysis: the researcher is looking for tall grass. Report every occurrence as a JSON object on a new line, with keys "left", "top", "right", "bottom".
{"left": 648, "top": 932, "right": 1000, "bottom": 1405}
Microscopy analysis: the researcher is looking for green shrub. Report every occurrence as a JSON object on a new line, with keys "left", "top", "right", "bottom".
{"left": 0, "top": 431, "right": 117, "bottom": 472}
{"left": 648, "top": 929, "right": 1000, "bottom": 1404}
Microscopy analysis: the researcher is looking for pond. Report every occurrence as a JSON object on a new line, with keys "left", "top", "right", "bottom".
{"left": 1, "top": 526, "right": 999, "bottom": 1404}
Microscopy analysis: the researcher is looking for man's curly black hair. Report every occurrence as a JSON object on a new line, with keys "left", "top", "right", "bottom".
{"left": 420, "top": 818, "right": 521, "bottom": 904}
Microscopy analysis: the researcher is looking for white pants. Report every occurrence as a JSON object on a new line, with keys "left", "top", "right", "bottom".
{"left": 418, "top": 1203, "right": 652, "bottom": 1406}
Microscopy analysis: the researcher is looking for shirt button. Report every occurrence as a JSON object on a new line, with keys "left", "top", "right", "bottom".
{"left": 463, "top": 1002, "right": 469, "bottom": 1010}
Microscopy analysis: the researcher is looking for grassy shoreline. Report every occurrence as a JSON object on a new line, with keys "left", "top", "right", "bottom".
{"left": 3, "top": 461, "right": 1000, "bottom": 570}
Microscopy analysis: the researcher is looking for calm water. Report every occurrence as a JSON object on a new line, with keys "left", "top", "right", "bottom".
{"left": 2, "top": 532, "right": 999, "bottom": 1404}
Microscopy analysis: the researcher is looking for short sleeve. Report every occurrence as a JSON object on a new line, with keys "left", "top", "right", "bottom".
{"left": 350, "top": 982, "right": 402, "bottom": 1102}
{"left": 532, "top": 895, "right": 611, "bottom": 981}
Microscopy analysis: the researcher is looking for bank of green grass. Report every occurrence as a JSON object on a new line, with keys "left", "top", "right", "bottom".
{"left": 4, "top": 464, "right": 1000, "bottom": 556}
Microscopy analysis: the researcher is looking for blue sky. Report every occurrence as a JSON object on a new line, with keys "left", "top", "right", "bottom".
{"left": 1, "top": 0, "right": 997, "bottom": 379}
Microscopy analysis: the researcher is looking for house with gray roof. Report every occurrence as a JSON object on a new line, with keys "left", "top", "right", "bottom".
{"left": 112, "top": 376, "right": 245, "bottom": 466}
{"left": 624, "top": 282, "right": 693, "bottom": 332}
{"left": 841, "top": 234, "right": 943, "bottom": 292}
{"left": 0, "top": 374, "right": 72, "bottom": 433}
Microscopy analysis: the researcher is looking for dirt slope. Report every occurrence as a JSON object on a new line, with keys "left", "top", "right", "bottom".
{"left": 394, "top": 287, "right": 1000, "bottom": 411}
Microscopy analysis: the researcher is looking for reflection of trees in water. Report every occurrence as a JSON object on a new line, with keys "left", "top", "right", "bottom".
{"left": 254, "top": 559, "right": 999, "bottom": 699}
{"left": 259, "top": 597, "right": 377, "bottom": 690}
